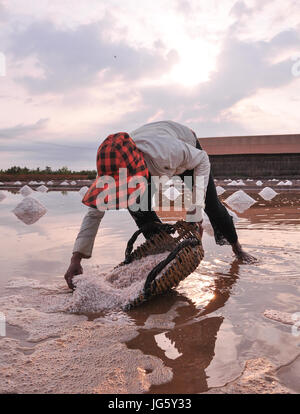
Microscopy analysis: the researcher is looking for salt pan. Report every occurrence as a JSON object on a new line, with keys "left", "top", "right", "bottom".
{"left": 12, "top": 197, "right": 47, "bottom": 225}
{"left": 36, "top": 185, "right": 48, "bottom": 193}
{"left": 224, "top": 190, "right": 256, "bottom": 213}
{"left": 19, "top": 185, "right": 33, "bottom": 197}
{"left": 259, "top": 187, "right": 278, "bottom": 201}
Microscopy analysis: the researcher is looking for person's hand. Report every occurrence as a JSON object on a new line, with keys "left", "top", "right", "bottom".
{"left": 64, "top": 253, "right": 84, "bottom": 290}
{"left": 232, "top": 241, "right": 257, "bottom": 264}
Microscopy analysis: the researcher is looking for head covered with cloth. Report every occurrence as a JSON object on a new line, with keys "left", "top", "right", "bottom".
{"left": 82, "top": 132, "right": 149, "bottom": 211}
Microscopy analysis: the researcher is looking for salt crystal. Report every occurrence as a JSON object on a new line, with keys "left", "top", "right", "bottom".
{"left": 19, "top": 185, "right": 33, "bottom": 197}
{"left": 216, "top": 186, "right": 225, "bottom": 195}
{"left": 224, "top": 190, "right": 256, "bottom": 213}
{"left": 259, "top": 187, "right": 278, "bottom": 201}
{"left": 12, "top": 197, "right": 47, "bottom": 225}
{"left": 256, "top": 180, "right": 263, "bottom": 186}
{"left": 79, "top": 186, "right": 89, "bottom": 197}
{"left": 0, "top": 191, "right": 6, "bottom": 202}
{"left": 36, "top": 184, "right": 48, "bottom": 193}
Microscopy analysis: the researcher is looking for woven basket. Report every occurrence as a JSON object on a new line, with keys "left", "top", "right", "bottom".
{"left": 118, "top": 220, "right": 204, "bottom": 309}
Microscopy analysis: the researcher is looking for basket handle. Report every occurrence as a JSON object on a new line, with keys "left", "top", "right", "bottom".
{"left": 124, "top": 222, "right": 175, "bottom": 264}
{"left": 143, "top": 237, "right": 200, "bottom": 297}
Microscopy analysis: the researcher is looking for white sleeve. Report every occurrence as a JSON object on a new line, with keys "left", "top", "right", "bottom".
{"left": 73, "top": 207, "right": 105, "bottom": 258}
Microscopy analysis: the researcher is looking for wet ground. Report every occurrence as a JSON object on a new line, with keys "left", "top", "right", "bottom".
{"left": 0, "top": 184, "right": 299, "bottom": 393}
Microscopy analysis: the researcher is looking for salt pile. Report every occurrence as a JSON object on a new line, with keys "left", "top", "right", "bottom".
{"left": 60, "top": 181, "right": 69, "bottom": 186}
{"left": 163, "top": 187, "right": 181, "bottom": 201}
{"left": 259, "top": 187, "right": 278, "bottom": 201}
{"left": 70, "top": 180, "right": 77, "bottom": 185}
{"left": 19, "top": 185, "right": 33, "bottom": 197}
{"left": 0, "top": 191, "right": 6, "bottom": 202}
{"left": 246, "top": 179, "right": 253, "bottom": 181}
{"left": 79, "top": 186, "right": 89, "bottom": 197}
{"left": 224, "top": 190, "right": 256, "bottom": 213}
{"left": 277, "top": 180, "right": 292, "bottom": 186}
{"left": 14, "top": 181, "right": 22, "bottom": 185}
{"left": 12, "top": 197, "right": 47, "bottom": 225}
{"left": 227, "top": 180, "right": 239, "bottom": 186}
{"left": 36, "top": 184, "right": 48, "bottom": 193}
{"left": 216, "top": 186, "right": 225, "bottom": 195}
{"left": 29, "top": 180, "right": 38, "bottom": 185}
{"left": 56, "top": 252, "right": 174, "bottom": 313}
{"left": 256, "top": 180, "right": 263, "bottom": 186}
{"left": 47, "top": 181, "right": 54, "bottom": 185}
{"left": 0, "top": 182, "right": 4, "bottom": 185}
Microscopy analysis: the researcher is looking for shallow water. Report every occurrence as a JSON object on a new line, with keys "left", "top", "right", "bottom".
{"left": 0, "top": 188, "right": 299, "bottom": 393}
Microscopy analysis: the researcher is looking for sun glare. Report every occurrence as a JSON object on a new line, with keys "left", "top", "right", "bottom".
{"left": 168, "top": 40, "right": 217, "bottom": 87}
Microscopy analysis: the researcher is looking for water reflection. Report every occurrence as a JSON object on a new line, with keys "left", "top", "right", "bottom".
{"left": 127, "top": 260, "right": 240, "bottom": 394}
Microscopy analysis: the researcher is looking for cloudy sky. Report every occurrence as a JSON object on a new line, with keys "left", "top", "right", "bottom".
{"left": 0, "top": 0, "right": 299, "bottom": 170}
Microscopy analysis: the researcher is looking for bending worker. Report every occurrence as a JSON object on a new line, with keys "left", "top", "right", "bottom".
{"left": 65, "top": 120, "right": 255, "bottom": 289}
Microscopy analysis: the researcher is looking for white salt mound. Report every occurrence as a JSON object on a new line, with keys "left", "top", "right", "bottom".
{"left": 38, "top": 181, "right": 45, "bottom": 185}
{"left": 256, "top": 180, "right": 263, "bottom": 186}
{"left": 79, "top": 186, "right": 89, "bottom": 197}
{"left": 163, "top": 187, "right": 181, "bottom": 201}
{"left": 0, "top": 182, "right": 4, "bottom": 185}
{"left": 19, "top": 185, "right": 33, "bottom": 197}
{"left": 216, "top": 186, "right": 225, "bottom": 195}
{"left": 70, "top": 180, "right": 77, "bottom": 185}
{"left": 224, "top": 190, "right": 256, "bottom": 213}
{"left": 36, "top": 184, "right": 48, "bottom": 193}
{"left": 14, "top": 181, "right": 22, "bottom": 185}
{"left": 60, "top": 181, "right": 69, "bottom": 186}
{"left": 47, "top": 181, "right": 54, "bottom": 185}
{"left": 227, "top": 180, "right": 239, "bottom": 186}
{"left": 0, "top": 191, "right": 6, "bottom": 202}
{"left": 63, "top": 252, "right": 173, "bottom": 313}
{"left": 259, "top": 187, "right": 278, "bottom": 201}
{"left": 12, "top": 197, "right": 47, "bottom": 225}
{"left": 29, "top": 180, "right": 38, "bottom": 185}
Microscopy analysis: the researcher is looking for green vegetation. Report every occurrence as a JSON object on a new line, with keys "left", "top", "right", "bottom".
{"left": 0, "top": 166, "right": 97, "bottom": 179}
